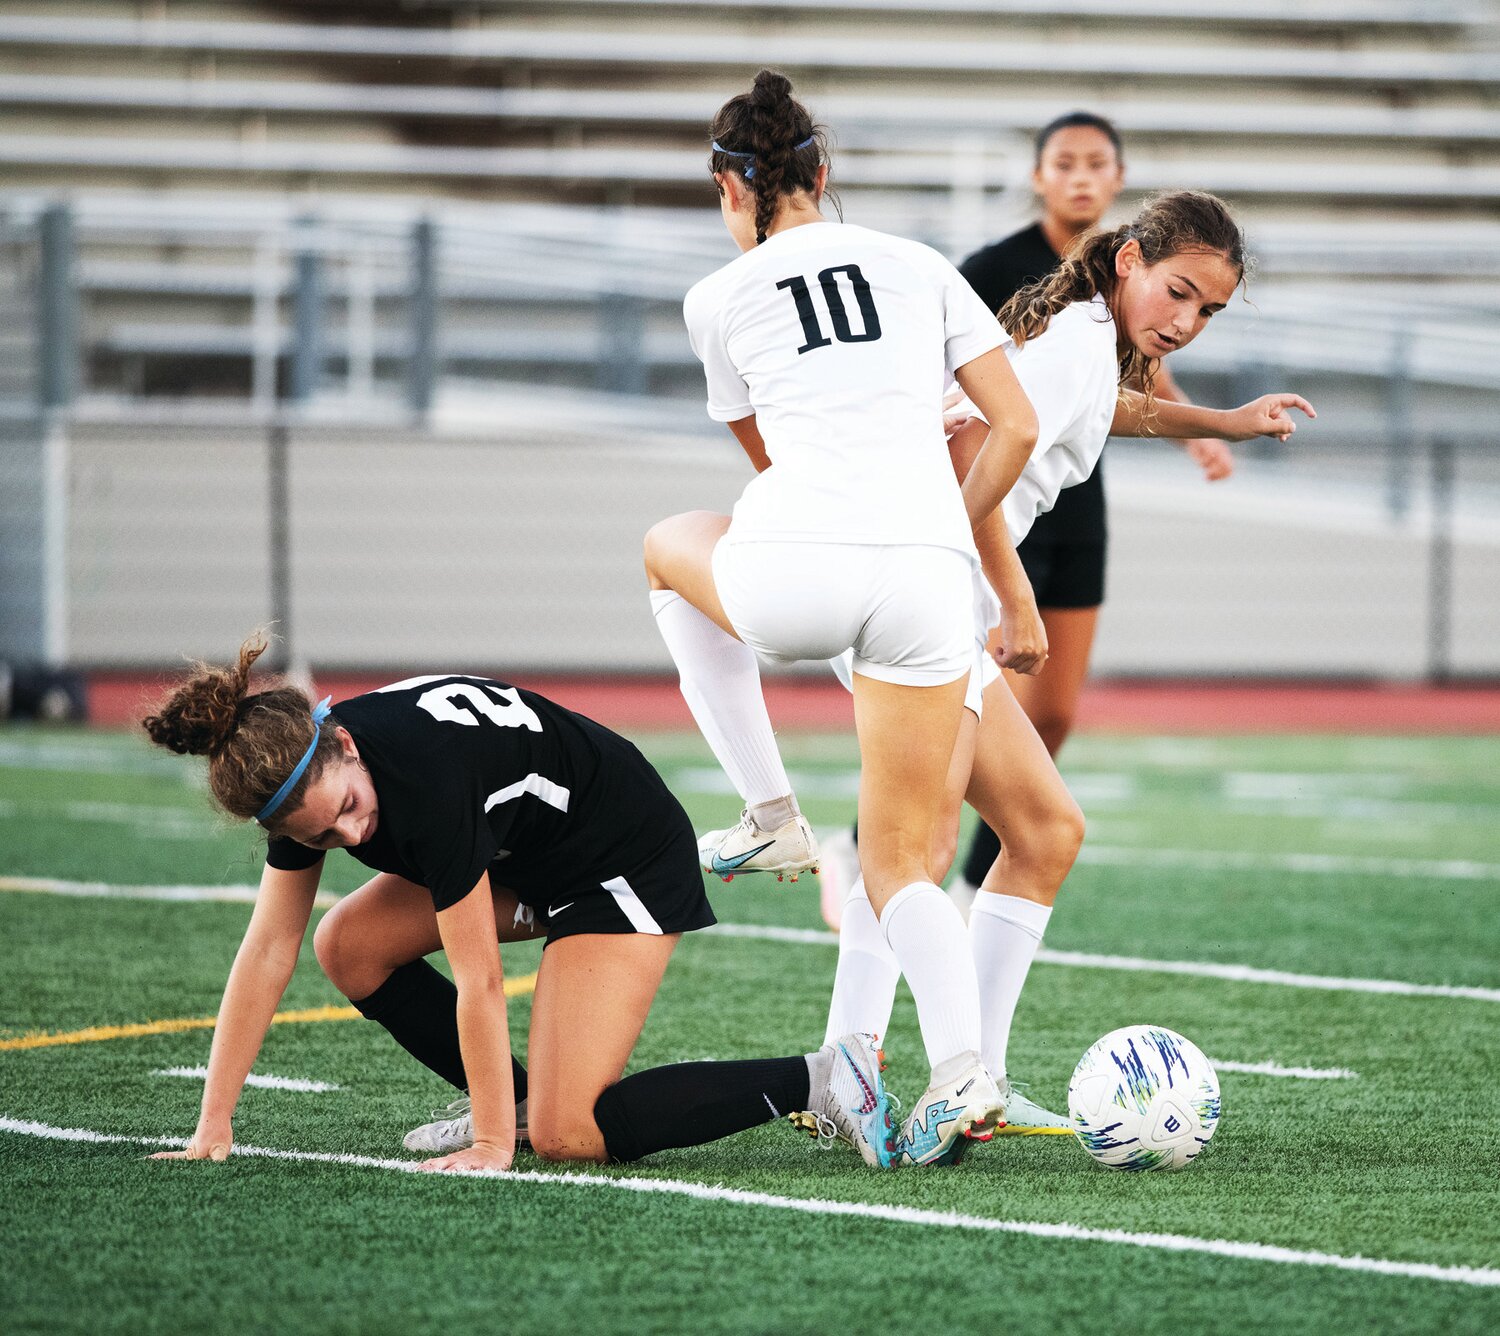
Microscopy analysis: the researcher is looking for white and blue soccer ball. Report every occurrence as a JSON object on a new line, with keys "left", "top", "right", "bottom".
{"left": 1067, "top": 1025, "right": 1221, "bottom": 1171}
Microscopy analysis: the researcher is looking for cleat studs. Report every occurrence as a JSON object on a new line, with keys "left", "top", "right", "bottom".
{"left": 789, "top": 873, "right": 799, "bottom": 883}
{"left": 721, "top": 874, "right": 734, "bottom": 883}
{"left": 776, "top": 873, "right": 784, "bottom": 883}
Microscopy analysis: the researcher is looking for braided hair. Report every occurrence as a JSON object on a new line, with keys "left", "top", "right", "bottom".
{"left": 709, "top": 69, "right": 829, "bottom": 245}
{"left": 998, "top": 190, "right": 1248, "bottom": 413}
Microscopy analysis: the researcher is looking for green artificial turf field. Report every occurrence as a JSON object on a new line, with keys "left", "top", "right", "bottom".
{"left": 2, "top": 724, "right": 1498, "bottom": 1334}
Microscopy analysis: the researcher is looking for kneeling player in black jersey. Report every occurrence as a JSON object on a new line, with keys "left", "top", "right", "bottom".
{"left": 140, "top": 636, "right": 897, "bottom": 1172}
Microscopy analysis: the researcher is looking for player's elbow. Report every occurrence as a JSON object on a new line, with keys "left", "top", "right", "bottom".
{"left": 1005, "top": 403, "right": 1039, "bottom": 459}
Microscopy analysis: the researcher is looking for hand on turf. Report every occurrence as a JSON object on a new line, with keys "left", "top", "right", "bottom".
{"left": 1222, "top": 394, "right": 1316, "bottom": 443}
{"left": 417, "top": 1141, "right": 514, "bottom": 1175}
{"left": 1186, "top": 438, "right": 1234, "bottom": 481}
{"left": 993, "top": 594, "right": 1048, "bottom": 676}
{"left": 152, "top": 1122, "right": 233, "bottom": 1162}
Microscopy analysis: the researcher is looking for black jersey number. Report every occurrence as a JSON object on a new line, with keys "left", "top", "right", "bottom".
{"left": 416, "top": 682, "right": 542, "bottom": 733}
{"left": 775, "top": 265, "right": 883, "bottom": 355}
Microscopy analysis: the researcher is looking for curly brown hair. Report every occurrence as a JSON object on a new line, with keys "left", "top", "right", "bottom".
{"left": 141, "top": 633, "right": 341, "bottom": 828}
{"left": 709, "top": 69, "right": 830, "bottom": 245}
{"left": 998, "top": 190, "right": 1248, "bottom": 414}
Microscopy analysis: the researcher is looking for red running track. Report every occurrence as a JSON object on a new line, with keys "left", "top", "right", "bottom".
{"left": 89, "top": 671, "right": 1500, "bottom": 734}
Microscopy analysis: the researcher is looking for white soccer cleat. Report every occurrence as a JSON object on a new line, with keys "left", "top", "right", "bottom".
{"left": 402, "top": 1094, "right": 530, "bottom": 1154}
{"left": 698, "top": 809, "right": 820, "bottom": 882}
{"left": 992, "top": 1080, "right": 1073, "bottom": 1136}
{"left": 895, "top": 1055, "right": 1007, "bottom": 1167}
{"left": 787, "top": 1031, "right": 897, "bottom": 1169}
{"left": 817, "top": 825, "right": 860, "bottom": 931}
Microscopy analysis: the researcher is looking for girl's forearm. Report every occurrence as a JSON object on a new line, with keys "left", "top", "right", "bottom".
{"left": 456, "top": 979, "right": 516, "bottom": 1149}
{"left": 199, "top": 935, "right": 301, "bottom": 1124}
{"left": 974, "top": 506, "right": 1027, "bottom": 610}
{"left": 1113, "top": 391, "right": 1229, "bottom": 440}
{"left": 962, "top": 422, "right": 1034, "bottom": 529}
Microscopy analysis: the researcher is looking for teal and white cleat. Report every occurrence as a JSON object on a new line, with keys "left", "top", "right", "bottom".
{"left": 895, "top": 1055, "right": 1006, "bottom": 1167}
{"left": 698, "top": 809, "right": 820, "bottom": 883}
{"left": 402, "top": 1094, "right": 530, "bottom": 1154}
{"left": 993, "top": 1080, "right": 1072, "bottom": 1136}
{"left": 788, "top": 1032, "right": 897, "bottom": 1169}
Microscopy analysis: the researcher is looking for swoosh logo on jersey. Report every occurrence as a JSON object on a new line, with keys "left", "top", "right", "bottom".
{"left": 710, "top": 841, "right": 774, "bottom": 875}
{"left": 548, "top": 901, "right": 575, "bottom": 917}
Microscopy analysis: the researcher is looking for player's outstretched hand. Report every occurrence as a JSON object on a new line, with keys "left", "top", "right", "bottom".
{"left": 1223, "top": 394, "right": 1316, "bottom": 442}
{"left": 1187, "top": 438, "right": 1235, "bottom": 481}
{"left": 151, "top": 1121, "right": 233, "bottom": 1162}
{"left": 417, "top": 1142, "right": 514, "bottom": 1174}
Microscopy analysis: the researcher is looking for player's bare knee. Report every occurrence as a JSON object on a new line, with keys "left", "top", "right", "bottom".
{"left": 1030, "top": 797, "right": 1085, "bottom": 888}
{"left": 312, "top": 903, "right": 370, "bottom": 995}
{"left": 528, "top": 1116, "right": 604, "bottom": 1163}
{"left": 311, "top": 902, "right": 346, "bottom": 981}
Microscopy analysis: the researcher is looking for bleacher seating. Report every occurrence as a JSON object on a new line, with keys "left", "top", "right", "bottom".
{"left": 2, "top": 0, "right": 1499, "bottom": 412}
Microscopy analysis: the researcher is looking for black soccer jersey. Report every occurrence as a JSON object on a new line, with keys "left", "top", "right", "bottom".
{"left": 958, "top": 222, "right": 1059, "bottom": 318}
{"left": 265, "top": 675, "right": 692, "bottom": 912}
{"left": 959, "top": 222, "right": 1108, "bottom": 553}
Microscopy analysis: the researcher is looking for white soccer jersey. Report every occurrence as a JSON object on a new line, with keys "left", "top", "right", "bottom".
{"left": 684, "top": 221, "right": 1007, "bottom": 559}
{"left": 949, "top": 294, "right": 1120, "bottom": 546}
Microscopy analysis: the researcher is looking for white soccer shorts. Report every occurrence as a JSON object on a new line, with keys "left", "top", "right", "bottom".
{"left": 712, "top": 539, "right": 972, "bottom": 688}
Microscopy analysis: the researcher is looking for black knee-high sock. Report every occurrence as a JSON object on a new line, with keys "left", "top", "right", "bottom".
{"left": 593, "top": 1057, "right": 810, "bottom": 1163}
{"left": 351, "top": 958, "right": 528, "bottom": 1102}
{"left": 962, "top": 818, "right": 1002, "bottom": 888}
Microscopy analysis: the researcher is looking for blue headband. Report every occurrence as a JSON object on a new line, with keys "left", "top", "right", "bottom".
{"left": 256, "top": 696, "right": 333, "bottom": 824}
{"left": 712, "top": 135, "right": 816, "bottom": 180}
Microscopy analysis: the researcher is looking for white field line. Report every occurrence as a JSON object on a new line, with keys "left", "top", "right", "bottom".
{"left": 2, "top": 1116, "right": 1494, "bottom": 1289}
{"left": 152, "top": 1067, "right": 342, "bottom": 1093}
{"left": 1075, "top": 845, "right": 1500, "bottom": 883}
{"left": 4, "top": 880, "right": 1495, "bottom": 1004}
{"left": 705, "top": 922, "right": 1500, "bottom": 1003}
{"left": 1207, "top": 1060, "right": 1358, "bottom": 1080}
{"left": 0, "top": 876, "right": 340, "bottom": 908}
{"left": 0, "top": 739, "right": 188, "bottom": 779}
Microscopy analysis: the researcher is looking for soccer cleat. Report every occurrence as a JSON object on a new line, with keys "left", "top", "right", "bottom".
{"left": 401, "top": 1095, "right": 530, "bottom": 1155}
{"left": 698, "top": 808, "right": 820, "bottom": 881}
{"left": 894, "top": 1056, "right": 1007, "bottom": 1167}
{"left": 788, "top": 1032, "right": 897, "bottom": 1169}
{"left": 816, "top": 825, "right": 860, "bottom": 932}
{"left": 992, "top": 1080, "right": 1073, "bottom": 1136}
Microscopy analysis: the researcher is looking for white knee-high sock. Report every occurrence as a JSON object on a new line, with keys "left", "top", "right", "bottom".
{"left": 650, "top": 590, "right": 793, "bottom": 809}
{"left": 879, "top": 882, "right": 982, "bottom": 1071}
{"left": 823, "top": 877, "right": 900, "bottom": 1046}
{"left": 969, "top": 892, "right": 1052, "bottom": 1083}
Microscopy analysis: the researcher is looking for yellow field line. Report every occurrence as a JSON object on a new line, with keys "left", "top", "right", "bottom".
{"left": 0, "top": 971, "right": 539, "bottom": 1052}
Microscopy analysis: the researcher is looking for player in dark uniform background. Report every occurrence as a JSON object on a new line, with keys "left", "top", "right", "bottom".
{"left": 141, "top": 635, "right": 897, "bottom": 1173}
{"left": 949, "top": 111, "right": 1236, "bottom": 906}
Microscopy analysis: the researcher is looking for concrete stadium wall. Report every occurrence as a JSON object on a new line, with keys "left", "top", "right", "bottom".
{"left": 24, "top": 410, "right": 1496, "bottom": 681}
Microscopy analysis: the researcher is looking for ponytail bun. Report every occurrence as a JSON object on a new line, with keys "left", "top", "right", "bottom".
{"left": 143, "top": 633, "right": 336, "bottom": 825}
{"left": 143, "top": 634, "right": 268, "bottom": 757}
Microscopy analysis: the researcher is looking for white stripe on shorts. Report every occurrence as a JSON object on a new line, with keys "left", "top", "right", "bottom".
{"left": 484, "top": 773, "right": 571, "bottom": 814}
{"left": 601, "top": 875, "right": 664, "bottom": 935}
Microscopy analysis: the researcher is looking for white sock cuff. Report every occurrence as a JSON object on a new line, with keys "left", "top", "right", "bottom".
{"left": 877, "top": 880, "right": 944, "bottom": 942}
{"left": 969, "top": 892, "right": 1052, "bottom": 940}
{"left": 648, "top": 589, "right": 683, "bottom": 618}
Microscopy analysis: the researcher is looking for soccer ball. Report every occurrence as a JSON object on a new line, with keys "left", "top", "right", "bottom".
{"left": 1067, "top": 1025, "right": 1221, "bottom": 1171}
